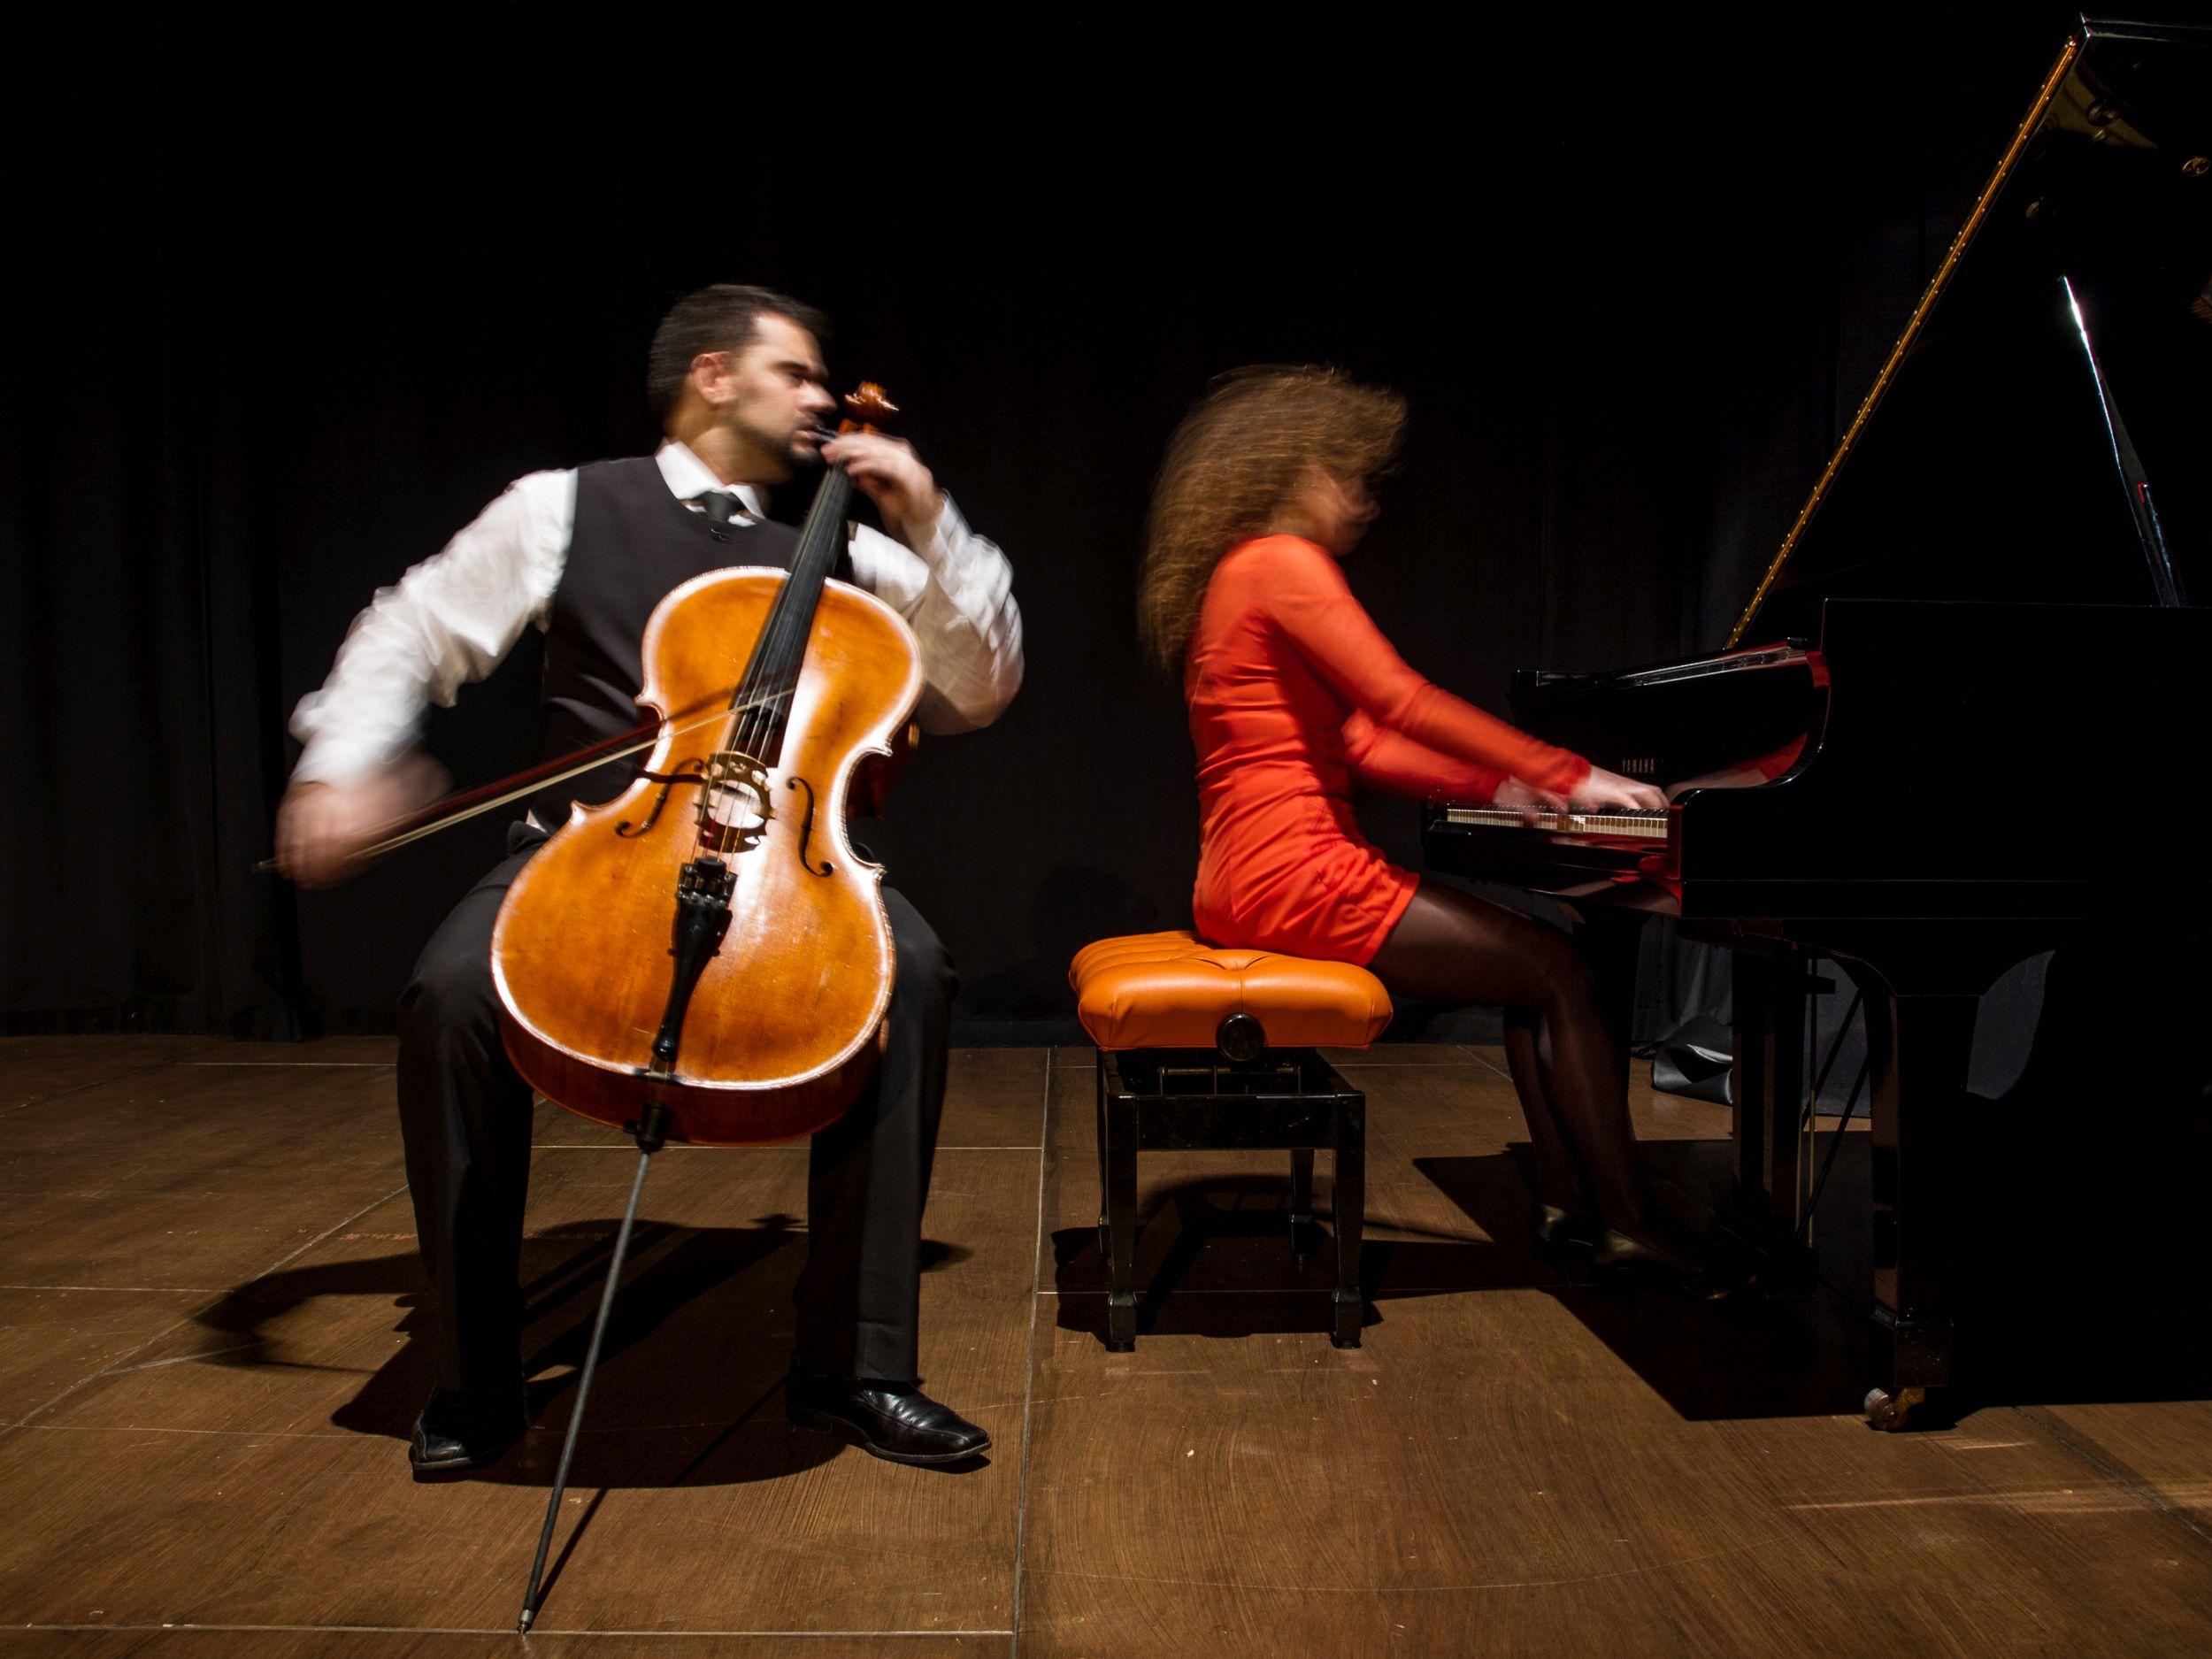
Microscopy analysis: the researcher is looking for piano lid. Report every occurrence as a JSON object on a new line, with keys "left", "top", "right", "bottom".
{"left": 1728, "top": 17, "right": 2212, "bottom": 649}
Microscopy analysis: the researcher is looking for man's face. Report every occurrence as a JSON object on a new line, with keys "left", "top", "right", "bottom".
{"left": 718, "top": 313, "right": 837, "bottom": 479}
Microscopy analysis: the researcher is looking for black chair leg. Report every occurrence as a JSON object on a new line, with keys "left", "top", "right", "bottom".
{"left": 1105, "top": 1087, "right": 1140, "bottom": 1351}
{"left": 1332, "top": 1096, "right": 1365, "bottom": 1348}
{"left": 1094, "top": 1059, "right": 1109, "bottom": 1258}
{"left": 1092, "top": 1048, "right": 1365, "bottom": 1352}
{"left": 1289, "top": 1146, "right": 1317, "bottom": 1261}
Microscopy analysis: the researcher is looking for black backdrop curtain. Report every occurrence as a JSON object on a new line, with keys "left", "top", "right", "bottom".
{"left": 1, "top": 5, "right": 2156, "bottom": 1038}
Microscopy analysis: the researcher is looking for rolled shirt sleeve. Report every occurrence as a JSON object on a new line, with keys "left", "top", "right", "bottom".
{"left": 287, "top": 470, "right": 575, "bottom": 786}
{"left": 845, "top": 493, "right": 1024, "bottom": 734}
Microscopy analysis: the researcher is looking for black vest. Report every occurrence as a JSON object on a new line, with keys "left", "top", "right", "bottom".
{"left": 533, "top": 455, "right": 845, "bottom": 823}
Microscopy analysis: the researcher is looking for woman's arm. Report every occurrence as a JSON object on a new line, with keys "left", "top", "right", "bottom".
{"left": 1253, "top": 536, "right": 1591, "bottom": 794}
{"left": 1342, "top": 710, "right": 1506, "bottom": 803}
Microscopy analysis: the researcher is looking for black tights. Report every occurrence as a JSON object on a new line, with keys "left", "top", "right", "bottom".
{"left": 1367, "top": 880, "right": 1647, "bottom": 1230}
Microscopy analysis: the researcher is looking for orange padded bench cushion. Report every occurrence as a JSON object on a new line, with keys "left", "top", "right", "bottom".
{"left": 1069, "top": 931, "right": 1393, "bottom": 1053}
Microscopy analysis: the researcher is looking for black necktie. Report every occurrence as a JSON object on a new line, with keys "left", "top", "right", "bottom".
{"left": 690, "top": 490, "right": 741, "bottom": 529}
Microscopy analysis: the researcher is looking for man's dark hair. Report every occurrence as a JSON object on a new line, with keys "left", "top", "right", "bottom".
{"left": 647, "top": 284, "right": 831, "bottom": 421}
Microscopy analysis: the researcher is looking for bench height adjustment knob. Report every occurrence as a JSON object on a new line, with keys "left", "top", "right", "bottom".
{"left": 1216, "top": 1011, "right": 1267, "bottom": 1064}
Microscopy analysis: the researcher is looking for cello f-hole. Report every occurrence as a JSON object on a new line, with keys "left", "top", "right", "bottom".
{"left": 617, "top": 757, "right": 710, "bottom": 838}
{"left": 788, "top": 775, "right": 833, "bottom": 876}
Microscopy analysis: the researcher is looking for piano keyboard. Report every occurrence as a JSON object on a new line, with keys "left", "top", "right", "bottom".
{"left": 1441, "top": 805, "right": 1671, "bottom": 841}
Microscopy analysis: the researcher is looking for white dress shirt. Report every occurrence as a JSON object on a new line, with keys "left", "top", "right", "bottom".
{"left": 289, "top": 441, "right": 1025, "bottom": 786}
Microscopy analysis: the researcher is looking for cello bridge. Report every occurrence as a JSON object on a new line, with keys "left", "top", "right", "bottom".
{"left": 696, "top": 751, "right": 773, "bottom": 854}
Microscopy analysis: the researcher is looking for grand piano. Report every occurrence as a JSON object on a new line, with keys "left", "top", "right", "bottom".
{"left": 1423, "top": 17, "right": 2212, "bottom": 1431}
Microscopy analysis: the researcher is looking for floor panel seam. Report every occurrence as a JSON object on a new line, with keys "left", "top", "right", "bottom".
{"left": 10, "top": 1624, "right": 1016, "bottom": 1639}
{"left": 1040, "top": 1284, "right": 1496, "bottom": 1297}
{"left": 0, "top": 1051, "right": 216, "bottom": 1116}
{"left": 1462, "top": 1045, "right": 1514, "bottom": 1081}
{"left": 1006, "top": 1046, "right": 1052, "bottom": 1656}
{"left": 530, "top": 1142, "right": 1041, "bottom": 1152}
{"left": 1328, "top": 1060, "right": 1506, "bottom": 1071}
{"left": 2015, "top": 1402, "right": 2212, "bottom": 1550}
{"left": 0, "top": 1284, "right": 222, "bottom": 1294}
{"left": 0, "top": 1181, "right": 410, "bottom": 1444}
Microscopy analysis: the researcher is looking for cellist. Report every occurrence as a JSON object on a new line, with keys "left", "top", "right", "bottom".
{"left": 275, "top": 284, "right": 1022, "bottom": 1475}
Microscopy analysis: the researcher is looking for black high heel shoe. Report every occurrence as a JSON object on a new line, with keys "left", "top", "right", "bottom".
{"left": 1591, "top": 1226, "right": 1743, "bottom": 1302}
{"left": 1529, "top": 1202, "right": 1601, "bottom": 1259}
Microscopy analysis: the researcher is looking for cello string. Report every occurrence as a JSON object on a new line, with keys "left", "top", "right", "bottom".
{"left": 713, "top": 509, "right": 821, "bottom": 852}
{"left": 737, "top": 536, "right": 816, "bottom": 761}
{"left": 710, "top": 648, "right": 766, "bottom": 856}
{"left": 713, "top": 580, "right": 801, "bottom": 855}
{"left": 762, "top": 432, "right": 858, "bottom": 725}
{"left": 762, "top": 453, "right": 855, "bottom": 741}
{"left": 733, "top": 455, "right": 846, "bottom": 773}
{"left": 726, "top": 543, "right": 794, "bottom": 768}
{"left": 707, "top": 588, "right": 800, "bottom": 857}
{"left": 703, "top": 420, "right": 858, "bottom": 854}
{"left": 718, "top": 561, "right": 809, "bottom": 854}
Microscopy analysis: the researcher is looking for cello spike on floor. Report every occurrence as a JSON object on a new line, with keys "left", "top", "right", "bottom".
{"left": 515, "top": 1102, "right": 671, "bottom": 1632}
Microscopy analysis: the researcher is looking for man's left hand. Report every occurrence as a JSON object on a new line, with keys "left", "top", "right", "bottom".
{"left": 821, "top": 432, "right": 945, "bottom": 552}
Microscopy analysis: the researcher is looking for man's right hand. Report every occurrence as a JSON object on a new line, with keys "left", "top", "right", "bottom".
{"left": 274, "top": 752, "right": 447, "bottom": 888}
{"left": 1568, "top": 766, "right": 1668, "bottom": 813}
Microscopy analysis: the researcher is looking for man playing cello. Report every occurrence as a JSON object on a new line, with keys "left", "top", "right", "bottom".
{"left": 275, "top": 284, "right": 1023, "bottom": 1474}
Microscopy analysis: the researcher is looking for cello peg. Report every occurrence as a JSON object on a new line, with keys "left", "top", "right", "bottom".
{"left": 843, "top": 382, "right": 899, "bottom": 428}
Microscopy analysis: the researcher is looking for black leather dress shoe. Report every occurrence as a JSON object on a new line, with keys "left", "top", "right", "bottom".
{"left": 785, "top": 1371, "right": 990, "bottom": 1466}
{"left": 409, "top": 1391, "right": 526, "bottom": 1477}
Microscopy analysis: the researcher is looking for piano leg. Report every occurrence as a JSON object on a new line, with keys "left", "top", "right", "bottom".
{"left": 1723, "top": 949, "right": 1819, "bottom": 1291}
{"left": 1566, "top": 909, "right": 1647, "bottom": 1099}
{"left": 1851, "top": 979, "right": 1975, "bottom": 1432}
{"left": 1729, "top": 953, "right": 1770, "bottom": 1217}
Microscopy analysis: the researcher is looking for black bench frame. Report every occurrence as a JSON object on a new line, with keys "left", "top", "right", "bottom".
{"left": 1094, "top": 1040, "right": 1365, "bottom": 1351}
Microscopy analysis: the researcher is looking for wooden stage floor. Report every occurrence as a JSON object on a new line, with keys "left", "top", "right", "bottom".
{"left": 1, "top": 1037, "right": 2209, "bottom": 1656}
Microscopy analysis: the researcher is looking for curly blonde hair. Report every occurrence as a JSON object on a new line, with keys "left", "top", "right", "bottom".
{"left": 1140, "top": 365, "right": 1407, "bottom": 675}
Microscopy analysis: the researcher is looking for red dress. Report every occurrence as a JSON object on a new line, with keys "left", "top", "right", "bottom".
{"left": 1187, "top": 535, "right": 1592, "bottom": 965}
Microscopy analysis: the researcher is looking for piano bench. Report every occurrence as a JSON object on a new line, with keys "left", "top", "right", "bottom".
{"left": 1068, "top": 931, "right": 1392, "bottom": 1351}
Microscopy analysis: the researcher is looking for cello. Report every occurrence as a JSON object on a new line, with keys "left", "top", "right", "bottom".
{"left": 495, "top": 384, "right": 922, "bottom": 1629}
{"left": 493, "top": 381, "right": 918, "bottom": 1148}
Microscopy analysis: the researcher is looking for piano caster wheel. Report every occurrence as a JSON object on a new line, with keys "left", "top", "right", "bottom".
{"left": 1863, "top": 1386, "right": 1926, "bottom": 1432}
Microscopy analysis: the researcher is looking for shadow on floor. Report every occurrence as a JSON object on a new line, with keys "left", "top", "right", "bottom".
{"left": 1417, "top": 1145, "right": 1874, "bottom": 1421}
{"left": 1048, "top": 1154, "right": 1577, "bottom": 1348}
{"left": 1457, "top": 1126, "right": 2212, "bottom": 1422}
{"left": 188, "top": 1218, "right": 974, "bottom": 1489}
{"left": 1048, "top": 1130, "right": 2212, "bottom": 1424}
{"left": 1043, "top": 1148, "right": 1850, "bottom": 1409}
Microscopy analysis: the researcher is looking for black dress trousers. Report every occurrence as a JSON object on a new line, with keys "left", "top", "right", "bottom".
{"left": 394, "top": 826, "right": 955, "bottom": 1402}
